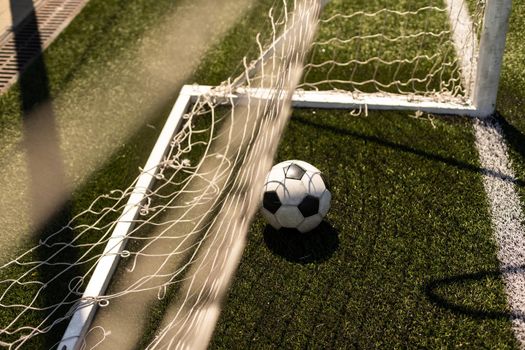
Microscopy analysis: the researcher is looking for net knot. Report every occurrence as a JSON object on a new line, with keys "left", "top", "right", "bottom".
{"left": 139, "top": 198, "right": 154, "bottom": 216}
{"left": 97, "top": 299, "right": 110, "bottom": 308}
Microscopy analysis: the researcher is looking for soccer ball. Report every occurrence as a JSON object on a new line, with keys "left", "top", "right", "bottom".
{"left": 261, "top": 160, "right": 331, "bottom": 233}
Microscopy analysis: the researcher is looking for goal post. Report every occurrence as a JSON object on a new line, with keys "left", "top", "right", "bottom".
{"left": 58, "top": 87, "right": 195, "bottom": 350}
{"left": 473, "top": 0, "right": 512, "bottom": 117}
{"left": 304, "top": 0, "right": 512, "bottom": 117}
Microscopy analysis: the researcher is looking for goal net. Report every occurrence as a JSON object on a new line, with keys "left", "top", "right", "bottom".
{"left": 0, "top": 0, "right": 511, "bottom": 349}
{"left": 303, "top": 1, "right": 480, "bottom": 104}
{"left": 197, "top": 0, "right": 509, "bottom": 116}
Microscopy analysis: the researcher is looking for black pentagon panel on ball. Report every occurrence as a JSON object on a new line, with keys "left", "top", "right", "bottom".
{"left": 283, "top": 163, "right": 306, "bottom": 180}
{"left": 298, "top": 195, "right": 319, "bottom": 217}
{"left": 320, "top": 172, "right": 331, "bottom": 191}
{"left": 263, "top": 191, "right": 281, "bottom": 214}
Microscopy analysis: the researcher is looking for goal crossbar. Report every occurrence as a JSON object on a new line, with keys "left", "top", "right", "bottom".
{"left": 187, "top": 84, "right": 478, "bottom": 116}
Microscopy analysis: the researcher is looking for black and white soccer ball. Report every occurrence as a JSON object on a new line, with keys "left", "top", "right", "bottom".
{"left": 261, "top": 160, "right": 331, "bottom": 233}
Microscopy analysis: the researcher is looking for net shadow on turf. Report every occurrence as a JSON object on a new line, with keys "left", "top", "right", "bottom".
{"left": 424, "top": 266, "right": 525, "bottom": 321}
{"left": 292, "top": 115, "right": 525, "bottom": 188}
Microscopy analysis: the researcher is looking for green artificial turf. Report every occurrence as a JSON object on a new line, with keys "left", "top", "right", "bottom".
{"left": 211, "top": 0, "right": 523, "bottom": 349}
{"left": 210, "top": 110, "right": 517, "bottom": 349}
{"left": 302, "top": 0, "right": 460, "bottom": 95}
{"left": 0, "top": 0, "right": 182, "bottom": 347}
{"left": 0, "top": 0, "right": 523, "bottom": 348}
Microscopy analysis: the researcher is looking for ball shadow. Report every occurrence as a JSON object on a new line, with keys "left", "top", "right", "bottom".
{"left": 263, "top": 221, "right": 339, "bottom": 264}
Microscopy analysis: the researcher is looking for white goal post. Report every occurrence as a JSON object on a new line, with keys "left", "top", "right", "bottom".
{"left": 472, "top": 0, "right": 512, "bottom": 116}
{"left": 301, "top": 0, "right": 512, "bottom": 117}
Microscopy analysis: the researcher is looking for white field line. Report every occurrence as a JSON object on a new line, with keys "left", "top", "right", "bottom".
{"left": 474, "top": 118, "right": 525, "bottom": 348}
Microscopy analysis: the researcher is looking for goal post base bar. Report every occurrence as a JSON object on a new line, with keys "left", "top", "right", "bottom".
{"left": 187, "top": 85, "right": 482, "bottom": 117}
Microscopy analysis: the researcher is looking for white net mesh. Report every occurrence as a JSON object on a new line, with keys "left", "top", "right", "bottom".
{"left": 300, "top": 0, "right": 486, "bottom": 104}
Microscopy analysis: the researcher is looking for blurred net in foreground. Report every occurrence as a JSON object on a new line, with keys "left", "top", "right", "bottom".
{"left": 0, "top": 0, "right": 321, "bottom": 349}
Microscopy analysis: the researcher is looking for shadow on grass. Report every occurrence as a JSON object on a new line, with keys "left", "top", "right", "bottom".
{"left": 424, "top": 267, "right": 525, "bottom": 321}
{"left": 496, "top": 112, "right": 525, "bottom": 167}
{"left": 35, "top": 203, "right": 80, "bottom": 349}
{"left": 293, "top": 115, "right": 525, "bottom": 187}
{"left": 9, "top": 1, "right": 83, "bottom": 348}
{"left": 263, "top": 221, "right": 339, "bottom": 264}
